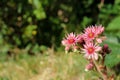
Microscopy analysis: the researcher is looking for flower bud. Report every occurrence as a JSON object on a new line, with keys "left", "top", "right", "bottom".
{"left": 101, "top": 44, "right": 111, "bottom": 56}
{"left": 85, "top": 62, "right": 94, "bottom": 71}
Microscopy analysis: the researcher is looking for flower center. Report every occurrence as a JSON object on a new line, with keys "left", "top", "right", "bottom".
{"left": 88, "top": 32, "right": 94, "bottom": 38}
{"left": 88, "top": 47, "right": 94, "bottom": 54}
{"left": 68, "top": 39, "right": 75, "bottom": 44}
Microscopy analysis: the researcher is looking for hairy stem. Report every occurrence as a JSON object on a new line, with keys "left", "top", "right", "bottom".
{"left": 92, "top": 58, "right": 108, "bottom": 80}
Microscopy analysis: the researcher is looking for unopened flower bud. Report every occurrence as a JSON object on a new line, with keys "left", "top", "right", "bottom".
{"left": 85, "top": 62, "right": 94, "bottom": 71}
{"left": 101, "top": 44, "right": 111, "bottom": 56}
{"left": 96, "top": 38, "right": 102, "bottom": 43}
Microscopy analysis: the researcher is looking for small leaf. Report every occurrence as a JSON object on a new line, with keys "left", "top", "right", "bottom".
{"left": 23, "top": 25, "right": 37, "bottom": 38}
{"left": 33, "top": 9, "right": 46, "bottom": 20}
{"left": 32, "top": 0, "right": 46, "bottom": 20}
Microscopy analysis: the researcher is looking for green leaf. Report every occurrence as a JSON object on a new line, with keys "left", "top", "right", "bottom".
{"left": 104, "top": 41, "right": 120, "bottom": 68}
{"left": 33, "top": 9, "right": 46, "bottom": 20}
{"left": 115, "top": 0, "right": 120, "bottom": 4}
{"left": 31, "top": 44, "right": 40, "bottom": 54}
{"left": 13, "top": 36, "right": 21, "bottom": 45}
{"left": 60, "top": 4, "right": 72, "bottom": 12}
{"left": 17, "top": 3, "right": 22, "bottom": 13}
{"left": 107, "top": 16, "right": 120, "bottom": 30}
{"left": 49, "top": 17, "right": 60, "bottom": 24}
{"left": 32, "top": 0, "right": 46, "bottom": 20}
{"left": 33, "top": 0, "right": 41, "bottom": 8}
{"left": 23, "top": 25, "right": 37, "bottom": 38}
{"left": 81, "top": 16, "right": 92, "bottom": 27}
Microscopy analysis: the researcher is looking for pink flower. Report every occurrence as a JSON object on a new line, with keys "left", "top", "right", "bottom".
{"left": 83, "top": 26, "right": 97, "bottom": 42}
{"left": 83, "top": 25, "right": 104, "bottom": 42}
{"left": 94, "top": 25, "right": 104, "bottom": 35}
{"left": 82, "top": 42, "right": 101, "bottom": 60}
{"left": 61, "top": 32, "right": 77, "bottom": 51}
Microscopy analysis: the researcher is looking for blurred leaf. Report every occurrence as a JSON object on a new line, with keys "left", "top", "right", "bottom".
{"left": 0, "top": 35, "right": 3, "bottom": 45}
{"left": 101, "top": 34, "right": 120, "bottom": 68}
{"left": 25, "top": 44, "right": 32, "bottom": 51}
{"left": 39, "top": 45, "right": 48, "bottom": 51}
{"left": 31, "top": 44, "right": 40, "bottom": 54}
{"left": 0, "top": 44, "right": 10, "bottom": 54}
{"left": 105, "top": 41, "right": 120, "bottom": 68}
{"left": 27, "top": 17, "right": 32, "bottom": 23}
{"left": 32, "top": 0, "right": 46, "bottom": 20}
{"left": 33, "top": 9, "right": 46, "bottom": 20}
{"left": 60, "top": 4, "right": 72, "bottom": 12}
{"left": 105, "top": 34, "right": 119, "bottom": 44}
{"left": 81, "top": 16, "right": 92, "bottom": 27}
{"left": 33, "top": 0, "right": 41, "bottom": 8}
{"left": 13, "top": 36, "right": 21, "bottom": 45}
{"left": 115, "top": 0, "right": 120, "bottom": 4}
{"left": 107, "top": 16, "right": 120, "bottom": 30}
{"left": 49, "top": 17, "right": 60, "bottom": 24}
{"left": 18, "top": 3, "right": 22, "bottom": 13}
{"left": 23, "top": 25, "right": 37, "bottom": 38}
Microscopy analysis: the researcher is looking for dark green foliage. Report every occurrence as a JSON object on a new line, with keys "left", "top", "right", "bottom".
{"left": 0, "top": 0, "right": 99, "bottom": 49}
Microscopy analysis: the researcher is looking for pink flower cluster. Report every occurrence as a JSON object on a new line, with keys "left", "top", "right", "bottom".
{"left": 61, "top": 25, "right": 108, "bottom": 71}
{"left": 62, "top": 25, "right": 113, "bottom": 79}
{"left": 62, "top": 25, "right": 104, "bottom": 59}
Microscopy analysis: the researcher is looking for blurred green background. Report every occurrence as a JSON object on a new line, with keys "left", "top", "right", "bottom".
{"left": 0, "top": 0, "right": 120, "bottom": 80}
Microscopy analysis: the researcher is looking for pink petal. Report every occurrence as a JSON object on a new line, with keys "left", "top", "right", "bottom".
{"left": 94, "top": 53, "right": 98, "bottom": 60}
{"left": 95, "top": 46, "right": 101, "bottom": 51}
{"left": 96, "top": 38, "right": 102, "bottom": 43}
